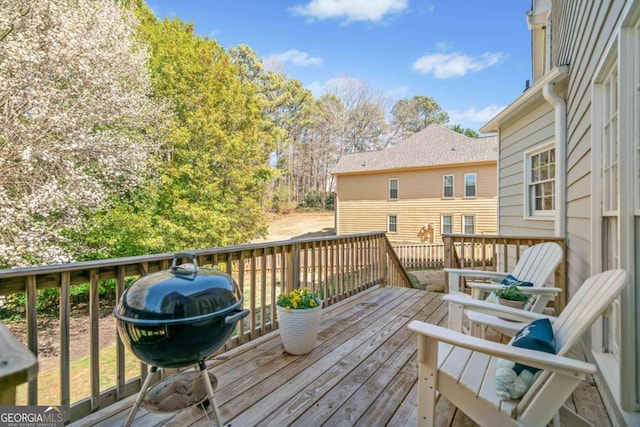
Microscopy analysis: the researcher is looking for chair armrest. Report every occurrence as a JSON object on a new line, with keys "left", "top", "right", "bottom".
{"left": 467, "top": 282, "right": 563, "bottom": 295}
{"left": 407, "top": 320, "right": 596, "bottom": 377}
{"left": 444, "top": 268, "right": 508, "bottom": 281}
{"left": 445, "top": 268, "right": 508, "bottom": 295}
{"left": 443, "top": 294, "right": 556, "bottom": 323}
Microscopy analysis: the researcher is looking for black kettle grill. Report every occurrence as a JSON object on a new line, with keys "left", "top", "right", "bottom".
{"left": 114, "top": 252, "right": 249, "bottom": 426}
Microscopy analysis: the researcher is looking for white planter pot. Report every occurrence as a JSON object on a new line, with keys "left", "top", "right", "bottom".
{"left": 276, "top": 303, "right": 322, "bottom": 355}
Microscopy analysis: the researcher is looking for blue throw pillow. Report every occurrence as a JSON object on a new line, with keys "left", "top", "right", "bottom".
{"left": 510, "top": 318, "right": 555, "bottom": 374}
{"left": 494, "top": 318, "right": 556, "bottom": 400}
{"left": 500, "top": 273, "right": 534, "bottom": 288}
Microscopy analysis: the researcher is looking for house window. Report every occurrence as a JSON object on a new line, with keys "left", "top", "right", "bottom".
{"left": 389, "top": 178, "right": 398, "bottom": 200}
{"left": 463, "top": 215, "right": 475, "bottom": 234}
{"left": 464, "top": 173, "right": 476, "bottom": 197}
{"left": 387, "top": 215, "right": 397, "bottom": 233}
{"left": 590, "top": 5, "right": 640, "bottom": 410}
{"left": 526, "top": 146, "right": 555, "bottom": 216}
{"left": 442, "top": 175, "right": 454, "bottom": 198}
{"left": 441, "top": 215, "right": 452, "bottom": 234}
{"left": 599, "top": 59, "right": 620, "bottom": 361}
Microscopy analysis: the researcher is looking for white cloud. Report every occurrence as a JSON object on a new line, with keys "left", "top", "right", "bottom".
{"left": 413, "top": 52, "right": 504, "bottom": 79}
{"left": 384, "top": 85, "right": 409, "bottom": 99}
{"left": 306, "top": 81, "right": 325, "bottom": 97}
{"left": 305, "top": 76, "right": 366, "bottom": 97}
{"left": 291, "top": 0, "right": 408, "bottom": 23}
{"left": 449, "top": 105, "right": 505, "bottom": 124}
{"left": 267, "top": 49, "right": 323, "bottom": 67}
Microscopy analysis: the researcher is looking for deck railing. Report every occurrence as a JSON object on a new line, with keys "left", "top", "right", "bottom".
{"left": 391, "top": 240, "right": 498, "bottom": 269}
{"left": 0, "top": 231, "right": 411, "bottom": 422}
{"left": 442, "top": 234, "right": 567, "bottom": 310}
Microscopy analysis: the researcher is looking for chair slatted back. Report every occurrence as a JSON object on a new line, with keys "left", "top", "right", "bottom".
{"left": 551, "top": 269, "right": 628, "bottom": 352}
{"left": 518, "top": 269, "right": 628, "bottom": 413}
{"left": 510, "top": 242, "right": 563, "bottom": 287}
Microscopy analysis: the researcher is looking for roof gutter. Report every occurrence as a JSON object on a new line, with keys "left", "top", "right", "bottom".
{"left": 481, "top": 65, "right": 569, "bottom": 134}
{"left": 542, "top": 83, "right": 567, "bottom": 238}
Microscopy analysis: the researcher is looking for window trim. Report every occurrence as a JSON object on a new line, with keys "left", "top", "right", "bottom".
{"left": 440, "top": 214, "right": 453, "bottom": 235}
{"left": 523, "top": 142, "right": 556, "bottom": 219}
{"left": 387, "top": 214, "right": 398, "bottom": 233}
{"left": 464, "top": 173, "right": 477, "bottom": 198}
{"left": 590, "top": 8, "right": 640, "bottom": 410}
{"left": 462, "top": 214, "right": 476, "bottom": 235}
{"left": 442, "top": 175, "right": 454, "bottom": 199}
{"left": 389, "top": 178, "right": 399, "bottom": 200}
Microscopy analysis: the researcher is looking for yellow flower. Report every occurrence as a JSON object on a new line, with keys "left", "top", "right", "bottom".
{"left": 285, "top": 306, "right": 290, "bottom": 312}
{"left": 309, "top": 299, "right": 316, "bottom": 307}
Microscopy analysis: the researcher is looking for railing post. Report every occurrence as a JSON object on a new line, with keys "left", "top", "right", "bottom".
{"left": 25, "top": 275, "right": 38, "bottom": 405}
{"left": 442, "top": 235, "right": 453, "bottom": 293}
{"left": 379, "top": 235, "right": 388, "bottom": 286}
{"left": 286, "top": 243, "right": 300, "bottom": 293}
{"left": 554, "top": 239, "right": 567, "bottom": 312}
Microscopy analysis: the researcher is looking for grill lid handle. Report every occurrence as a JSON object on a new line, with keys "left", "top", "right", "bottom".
{"left": 170, "top": 251, "right": 199, "bottom": 275}
{"left": 225, "top": 309, "right": 250, "bottom": 325}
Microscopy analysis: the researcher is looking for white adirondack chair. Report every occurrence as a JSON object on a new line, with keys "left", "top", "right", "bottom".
{"left": 445, "top": 242, "right": 563, "bottom": 337}
{"left": 408, "top": 269, "right": 628, "bottom": 427}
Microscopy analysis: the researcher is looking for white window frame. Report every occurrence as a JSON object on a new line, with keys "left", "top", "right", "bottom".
{"left": 591, "top": 4, "right": 640, "bottom": 411}
{"left": 442, "top": 175, "right": 454, "bottom": 198}
{"left": 387, "top": 214, "right": 398, "bottom": 233}
{"left": 524, "top": 142, "right": 556, "bottom": 219}
{"left": 441, "top": 214, "right": 453, "bottom": 235}
{"left": 463, "top": 215, "right": 476, "bottom": 235}
{"left": 389, "top": 178, "right": 399, "bottom": 200}
{"left": 464, "top": 173, "right": 477, "bottom": 198}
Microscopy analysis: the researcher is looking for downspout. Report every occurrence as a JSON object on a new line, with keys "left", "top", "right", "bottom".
{"left": 542, "top": 83, "right": 566, "bottom": 237}
{"left": 544, "top": 21, "right": 552, "bottom": 74}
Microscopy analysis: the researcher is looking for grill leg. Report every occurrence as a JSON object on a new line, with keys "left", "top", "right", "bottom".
{"left": 125, "top": 366, "right": 158, "bottom": 427}
{"left": 199, "top": 360, "right": 223, "bottom": 427}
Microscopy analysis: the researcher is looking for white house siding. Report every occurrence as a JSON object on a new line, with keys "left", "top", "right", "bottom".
{"left": 491, "top": 1, "right": 637, "bottom": 423}
{"left": 498, "top": 99, "right": 556, "bottom": 237}
{"left": 554, "top": 2, "right": 636, "bottom": 423}
{"left": 555, "top": 0, "right": 628, "bottom": 297}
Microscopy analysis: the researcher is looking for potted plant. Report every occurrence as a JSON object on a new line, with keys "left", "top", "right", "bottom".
{"left": 494, "top": 284, "right": 530, "bottom": 310}
{"left": 276, "top": 287, "right": 323, "bottom": 355}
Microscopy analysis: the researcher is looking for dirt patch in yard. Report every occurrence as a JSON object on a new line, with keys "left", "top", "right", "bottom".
{"left": 253, "top": 211, "right": 335, "bottom": 242}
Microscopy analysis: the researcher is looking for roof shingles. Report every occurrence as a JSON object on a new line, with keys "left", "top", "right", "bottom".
{"left": 331, "top": 124, "right": 498, "bottom": 175}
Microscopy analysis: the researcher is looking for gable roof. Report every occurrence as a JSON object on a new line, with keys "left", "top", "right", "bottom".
{"left": 331, "top": 124, "right": 498, "bottom": 175}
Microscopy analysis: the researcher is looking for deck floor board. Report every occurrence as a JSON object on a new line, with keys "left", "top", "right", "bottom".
{"left": 72, "top": 287, "right": 611, "bottom": 427}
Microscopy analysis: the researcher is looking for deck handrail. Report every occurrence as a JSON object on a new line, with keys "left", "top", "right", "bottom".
{"left": 442, "top": 233, "right": 567, "bottom": 310}
{"left": 0, "top": 231, "right": 411, "bottom": 422}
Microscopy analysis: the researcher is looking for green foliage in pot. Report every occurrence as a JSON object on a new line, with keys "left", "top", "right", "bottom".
{"left": 494, "top": 284, "right": 531, "bottom": 302}
{"left": 277, "top": 287, "right": 322, "bottom": 312}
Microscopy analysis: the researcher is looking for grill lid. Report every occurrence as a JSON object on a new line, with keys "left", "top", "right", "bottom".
{"left": 114, "top": 252, "right": 242, "bottom": 324}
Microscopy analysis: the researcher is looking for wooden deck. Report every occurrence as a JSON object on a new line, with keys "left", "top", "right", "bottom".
{"left": 73, "top": 286, "right": 611, "bottom": 427}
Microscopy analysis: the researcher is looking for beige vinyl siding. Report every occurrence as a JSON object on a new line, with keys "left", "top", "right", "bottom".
{"left": 336, "top": 164, "right": 496, "bottom": 201}
{"left": 498, "top": 99, "right": 556, "bottom": 237}
{"left": 336, "top": 198, "right": 497, "bottom": 242}
{"left": 335, "top": 163, "right": 497, "bottom": 241}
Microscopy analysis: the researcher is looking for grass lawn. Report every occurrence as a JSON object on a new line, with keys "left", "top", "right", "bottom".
{"left": 16, "top": 343, "right": 139, "bottom": 406}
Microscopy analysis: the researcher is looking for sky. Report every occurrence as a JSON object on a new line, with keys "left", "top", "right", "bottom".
{"left": 147, "top": 0, "right": 533, "bottom": 133}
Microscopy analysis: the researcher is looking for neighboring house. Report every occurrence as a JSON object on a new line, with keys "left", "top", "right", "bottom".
{"left": 331, "top": 124, "right": 498, "bottom": 243}
{"left": 480, "top": 1, "right": 639, "bottom": 425}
